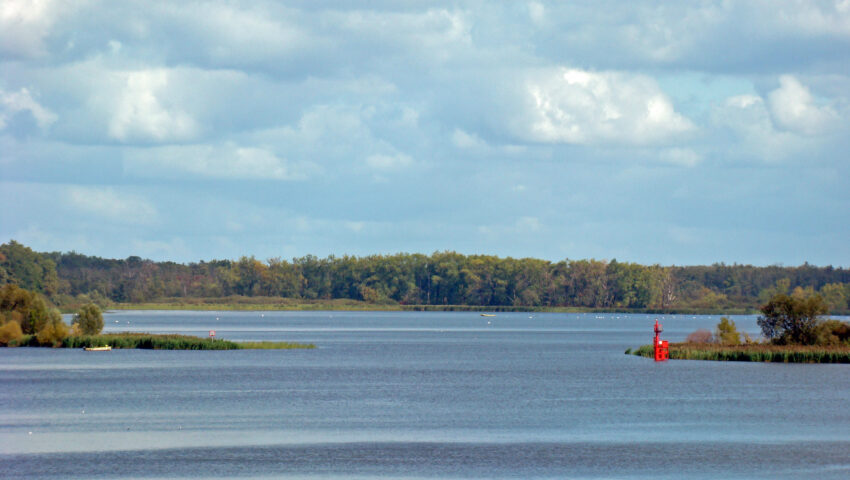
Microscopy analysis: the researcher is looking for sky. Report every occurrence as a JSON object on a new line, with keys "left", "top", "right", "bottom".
{"left": 1, "top": 0, "right": 849, "bottom": 266}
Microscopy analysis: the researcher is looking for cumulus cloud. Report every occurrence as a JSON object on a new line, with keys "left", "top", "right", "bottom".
{"left": 0, "top": 0, "right": 60, "bottom": 57}
{"left": 771, "top": 0, "right": 850, "bottom": 37}
{"left": 124, "top": 144, "right": 315, "bottom": 180}
{"left": 108, "top": 69, "right": 198, "bottom": 142}
{"left": 192, "top": 4, "right": 306, "bottom": 61}
{"left": 0, "top": 88, "right": 57, "bottom": 130}
{"left": 521, "top": 67, "right": 694, "bottom": 145}
{"left": 3, "top": 1, "right": 850, "bottom": 264}
{"left": 526, "top": 1, "right": 850, "bottom": 74}
{"left": 452, "top": 128, "right": 487, "bottom": 149}
{"left": 767, "top": 75, "right": 839, "bottom": 136}
{"left": 249, "top": 104, "right": 419, "bottom": 176}
{"left": 156, "top": 2, "right": 321, "bottom": 69}
{"left": 66, "top": 186, "right": 158, "bottom": 224}
{"left": 710, "top": 93, "right": 808, "bottom": 162}
{"left": 334, "top": 8, "right": 472, "bottom": 62}
{"left": 709, "top": 75, "right": 847, "bottom": 164}
{"left": 49, "top": 59, "right": 302, "bottom": 143}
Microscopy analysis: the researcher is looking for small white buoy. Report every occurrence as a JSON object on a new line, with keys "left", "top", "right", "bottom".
{"left": 261, "top": 314, "right": 264, "bottom": 317}
{"left": 28, "top": 431, "right": 32, "bottom": 435}
{"left": 81, "top": 410, "right": 85, "bottom": 414}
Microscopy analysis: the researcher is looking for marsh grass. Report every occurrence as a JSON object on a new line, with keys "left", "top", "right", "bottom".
{"left": 3, "top": 331, "right": 315, "bottom": 350}
{"left": 62, "top": 333, "right": 239, "bottom": 350}
{"left": 629, "top": 342, "right": 850, "bottom": 363}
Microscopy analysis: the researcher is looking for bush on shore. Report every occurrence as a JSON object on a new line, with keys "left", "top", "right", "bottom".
{"left": 72, "top": 303, "right": 104, "bottom": 336}
{"left": 0, "top": 320, "right": 24, "bottom": 345}
{"left": 685, "top": 329, "right": 713, "bottom": 344}
{"left": 758, "top": 294, "right": 828, "bottom": 345}
{"left": 36, "top": 317, "right": 69, "bottom": 347}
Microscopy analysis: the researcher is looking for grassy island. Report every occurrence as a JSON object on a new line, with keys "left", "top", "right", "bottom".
{"left": 627, "top": 343, "right": 850, "bottom": 363}
{"left": 627, "top": 295, "right": 850, "bottom": 363}
{"left": 0, "top": 285, "right": 313, "bottom": 350}
{"left": 8, "top": 332, "right": 315, "bottom": 350}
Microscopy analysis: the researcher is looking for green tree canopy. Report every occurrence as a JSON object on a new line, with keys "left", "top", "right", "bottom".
{"left": 5, "top": 240, "right": 850, "bottom": 312}
{"left": 819, "top": 283, "right": 848, "bottom": 313}
{"left": 757, "top": 294, "right": 828, "bottom": 345}
{"left": 73, "top": 303, "right": 104, "bottom": 335}
{"left": 37, "top": 315, "right": 69, "bottom": 347}
{"left": 0, "top": 283, "right": 54, "bottom": 334}
{"left": 0, "top": 240, "right": 59, "bottom": 295}
{"left": 715, "top": 317, "right": 741, "bottom": 345}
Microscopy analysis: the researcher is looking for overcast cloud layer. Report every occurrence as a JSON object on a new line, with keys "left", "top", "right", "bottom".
{"left": 1, "top": 0, "right": 849, "bottom": 265}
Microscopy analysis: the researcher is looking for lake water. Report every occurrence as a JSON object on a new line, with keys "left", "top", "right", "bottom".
{"left": 2, "top": 311, "right": 849, "bottom": 479}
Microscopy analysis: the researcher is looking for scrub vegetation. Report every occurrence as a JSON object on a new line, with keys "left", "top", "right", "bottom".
{"left": 60, "top": 333, "right": 313, "bottom": 350}
{"left": 10, "top": 333, "right": 313, "bottom": 350}
{"left": 630, "top": 295, "right": 850, "bottom": 363}
{"left": 1, "top": 285, "right": 313, "bottom": 350}
{"left": 630, "top": 343, "right": 850, "bottom": 363}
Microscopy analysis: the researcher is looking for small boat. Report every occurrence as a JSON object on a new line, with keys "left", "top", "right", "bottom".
{"left": 84, "top": 346, "right": 112, "bottom": 351}
{"left": 480, "top": 314, "right": 496, "bottom": 317}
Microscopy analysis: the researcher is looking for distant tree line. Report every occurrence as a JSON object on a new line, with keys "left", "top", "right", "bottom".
{"left": 2, "top": 240, "right": 849, "bottom": 313}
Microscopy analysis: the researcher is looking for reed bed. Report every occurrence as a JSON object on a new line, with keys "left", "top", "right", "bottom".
{"left": 4, "top": 332, "right": 315, "bottom": 350}
{"left": 62, "top": 333, "right": 240, "bottom": 350}
{"left": 629, "top": 342, "right": 850, "bottom": 363}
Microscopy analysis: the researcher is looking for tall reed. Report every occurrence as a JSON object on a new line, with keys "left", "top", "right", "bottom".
{"left": 629, "top": 342, "right": 850, "bottom": 363}
{"left": 62, "top": 333, "right": 239, "bottom": 350}
{"left": 3, "top": 332, "right": 315, "bottom": 350}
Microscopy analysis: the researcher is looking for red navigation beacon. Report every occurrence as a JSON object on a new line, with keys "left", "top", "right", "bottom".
{"left": 653, "top": 319, "right": 669, "bottom": 362}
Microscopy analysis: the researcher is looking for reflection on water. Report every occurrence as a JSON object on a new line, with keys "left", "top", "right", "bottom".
{"left": 2, "top": 311, "right": 849, "bottom": 479}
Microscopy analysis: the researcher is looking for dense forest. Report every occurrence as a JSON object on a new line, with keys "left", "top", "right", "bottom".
{"left": 1, "top": 240, "right": 849, "bottom": 313}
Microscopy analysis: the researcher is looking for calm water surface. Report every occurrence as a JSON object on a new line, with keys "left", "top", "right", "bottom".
{"left": 2, "top": 311, "right": 849, "bottom": 479}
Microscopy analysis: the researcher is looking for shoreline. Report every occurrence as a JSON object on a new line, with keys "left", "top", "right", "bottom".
{"left": 5, "top": 333, "right": 315, "bottom": 351}
{"left": 93, "top": 301, "right": 758, "bottom": 315}
{"left": 627, "top": 342, "right": 850, "bottom": 363}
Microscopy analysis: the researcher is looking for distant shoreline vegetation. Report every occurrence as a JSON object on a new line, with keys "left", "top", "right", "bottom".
{"left": 2, "top": 240, "right": 849, "bottom": 315}
{"left": 105, "top": 297, "right": 755, "bottom": 314}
